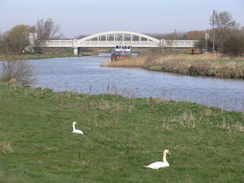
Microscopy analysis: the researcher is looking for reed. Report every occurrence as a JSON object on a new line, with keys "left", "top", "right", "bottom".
{"left": 101, "top": 56, "right": 147, "bottom": 67}
{"left": 101, "top": 53, "right": 244, "bottom": 79}
{"left": 154, "top": 54, "right": 244, "bottom": 78}
{"left": 217, "top": 121, "right": 244, "bottom": 132}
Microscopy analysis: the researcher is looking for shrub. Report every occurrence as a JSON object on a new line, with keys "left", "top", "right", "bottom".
{"left": 194, "top": 39, "right": 207, "bottom": 51}
{"left": 223, "top": 35, "right": 244, "bottom": 57}
{"left": 0, "top": 60, "right": 36, "bottom": 87}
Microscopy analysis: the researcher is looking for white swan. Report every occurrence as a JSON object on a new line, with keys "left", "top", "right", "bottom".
{"left": 72, "top": 121, "right": 83, "bottom": 134}
{"left": 144, "top": 149, "right": 171, "bottom": 169}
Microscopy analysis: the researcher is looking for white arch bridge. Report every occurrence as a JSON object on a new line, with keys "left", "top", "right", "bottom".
{"left": 29, "top": 31, "right": 198, "bottom": 55}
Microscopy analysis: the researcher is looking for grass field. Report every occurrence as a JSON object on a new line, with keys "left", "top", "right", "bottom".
{"left": 0, "top": 84, "right": 243, "bottom": 182}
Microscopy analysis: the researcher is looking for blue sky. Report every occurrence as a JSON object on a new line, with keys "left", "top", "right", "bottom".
{"left": 1, "top": 0, "right": 243, "bottom": 38}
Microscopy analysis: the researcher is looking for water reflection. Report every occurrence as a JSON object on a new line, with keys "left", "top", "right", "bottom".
{"left": 31, "top": 56, "right": 244, "bottom": 112}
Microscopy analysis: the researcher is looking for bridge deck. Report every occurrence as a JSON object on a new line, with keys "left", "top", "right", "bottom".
{"left": 30, "top": 31, "right": 198, "bottom": 49}
{"left": 40, "top": 40, "right": 198, "bottom": 48}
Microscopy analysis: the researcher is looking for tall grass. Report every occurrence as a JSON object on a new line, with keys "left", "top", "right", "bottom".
{"left": 102, "top": 53, "right": 244, "bottom": 78}
{"left": 0, "top": 84, "right": 243, "bottom": 182}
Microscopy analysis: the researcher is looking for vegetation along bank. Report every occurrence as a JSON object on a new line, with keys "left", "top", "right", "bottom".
{"left": 103, "top": 53, "right": 244, "bottom": 79}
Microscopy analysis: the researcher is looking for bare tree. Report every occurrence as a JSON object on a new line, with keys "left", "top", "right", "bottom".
{"left": 34, "top": 18, "right": 62, "bottom": 40}
{"left": 184, "top": 31, "right": 205, "bottom": 40}
{"left": 209, "top": 11, "right": 239, "bottom": 51}
{"left": 33, "top": 18, "right": 63, "bottom": 53}
{"left": 0, "top": 31, "right": 4, "bottom": 54}
{"left": 0, "top": 33, "right": 2, "bottom": 41}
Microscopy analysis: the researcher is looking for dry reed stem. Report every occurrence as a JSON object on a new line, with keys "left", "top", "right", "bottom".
{"left": 217, "top": 122, "right": 244, "bottom": 132}
{"left": 101, "top": 56, "right": 147, "bottom": 67}
{"left": 169, "top": 112, "right": 196, "bottom": 128}
{"left": 102, "top": 53, "right": 244, "bottom": 78}
{"left": 0, "top": 141, "right": 13, "bottom": 153}
{"left": 101, "top": 53, "right": 243, "bottom": 67}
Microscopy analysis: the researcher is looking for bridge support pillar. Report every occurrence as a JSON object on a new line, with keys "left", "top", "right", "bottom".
{"left": 73, "top": 48, "right": 78, "bottom": 55}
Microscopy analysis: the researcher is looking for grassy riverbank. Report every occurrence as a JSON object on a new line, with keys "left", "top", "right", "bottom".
{"left": 0, "top": 52, "right": 96, "bottom": 61}
{"left": 0, "top": 54, "right": 74, "bottom": 61}
{"left": 102, "top": 53, "right": 244, "bottom": 79}
{"left": 0, "top": 84, "right": 243, "bottom": 182}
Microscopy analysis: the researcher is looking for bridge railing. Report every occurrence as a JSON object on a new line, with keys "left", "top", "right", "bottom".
{"left": 164, "top": 40, "right": 198, "bottom": 48}
{"left": 79, "top": 40, "right": 159, "bottom": 47}
{"left": 40, "top": 40, "right": 73, "bottom": 47}
{"left": 39, "top": 39, "right": 198, "bottom": 48}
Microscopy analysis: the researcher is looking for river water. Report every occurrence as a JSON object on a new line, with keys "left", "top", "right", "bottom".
{"left": 30, "top": 56, "right": 244, "bottom": 112}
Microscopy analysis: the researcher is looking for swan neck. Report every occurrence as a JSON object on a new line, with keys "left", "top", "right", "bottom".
{"left": 163, "top": 152, "right": 168, "bottom": 163}
{"left": 72, "top": 123, "right": 76, "bottom": 131}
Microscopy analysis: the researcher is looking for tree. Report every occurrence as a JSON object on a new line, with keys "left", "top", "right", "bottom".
{"left": 223, "top": 35, "right": 244, "bottom": 57}
{"left": 195, "top": 39, "right": 207, "bottom": 51}
{"left": 184, "top": 31, "right": 205, "bottom": 40}
{"left": 34, "top": 18, "right": 62, "bottom": 40}
{"left": 2, "top": 25, "right": 31, "bottom": 54}
{"left": 209, "top": 11, "right": 239, "bottom": 52}
{"left": 32, "top": 18, "right": 63, "bottom": 52}
{"left": 0, "top": 31, "right": 4, "bottom": 54}
{"left": 241, "top": 26, "right": 244, "bottom": 36}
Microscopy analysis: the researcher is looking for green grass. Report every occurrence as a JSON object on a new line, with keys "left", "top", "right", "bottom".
{"left": 0, "top": 85, "right": 243, "bottom": 182}
{"left": 0, "top": 52, "right": 94, "bottom": 61}
{"left": 0, "top": 53, "right": 76, "bottom": 61}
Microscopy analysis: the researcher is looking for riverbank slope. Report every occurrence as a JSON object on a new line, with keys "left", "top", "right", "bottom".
{"left": 0, "top": 52, "right": 95, "bottom": 61}
{"left": 103, "top": 53, "right": 244, "bottom": 79}
{"left": 0, "top": 85, "right": 243, "bottom": 182}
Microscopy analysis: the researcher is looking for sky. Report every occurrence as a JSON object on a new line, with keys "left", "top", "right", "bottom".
{"left": 0, "top": 0, "right": 243, "bottom": 38}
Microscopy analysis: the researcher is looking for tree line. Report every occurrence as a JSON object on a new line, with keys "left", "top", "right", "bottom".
{"left": 0, "top": 18, "right": 63, "bottom": 86}
{"left": 0, "top": 11, "right": 244, "bottom": 57}
{"left": 148, "top": 11, "right": 244, "bottom": 57}
{"left": 0, "top": 18, "right": 62, "bottom": 55}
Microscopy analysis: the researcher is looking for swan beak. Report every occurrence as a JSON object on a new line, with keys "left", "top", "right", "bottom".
{"left": 168, "top": 152, "right": 171, "bottom": 155}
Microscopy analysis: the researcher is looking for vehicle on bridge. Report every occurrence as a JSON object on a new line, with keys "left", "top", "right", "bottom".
{"left": 183, "top": 48, "right": 202, "bottom": 54}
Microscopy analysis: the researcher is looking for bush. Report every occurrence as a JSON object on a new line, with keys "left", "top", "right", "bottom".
{"left": 0, "top": 60, "right": 36, "bottom": 87}
{"left": 194, "top": 39, "right": 207, "bottom": 51}
{"left": 223, "top": 35, "right": 244, "bottom": 57}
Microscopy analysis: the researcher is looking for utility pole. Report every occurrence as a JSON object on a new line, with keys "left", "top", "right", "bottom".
{"left": 174, "top": 29, "right": 177, "bottom": 51}
{"left": 212, "top": 10, "right": 215, "bottom": 53}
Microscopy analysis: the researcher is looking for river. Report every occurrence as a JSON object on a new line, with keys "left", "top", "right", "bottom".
{"left": 30, "top": 56, "right": 244, "bottom": 112}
